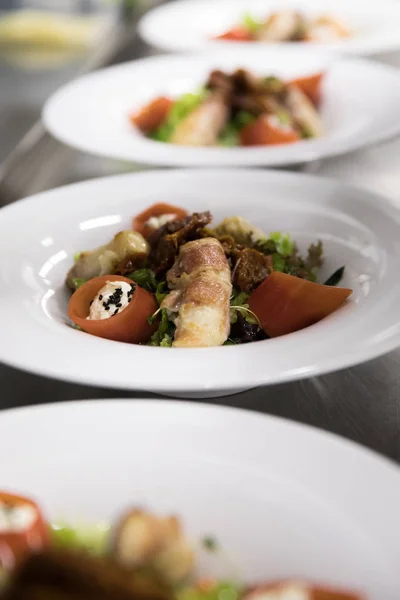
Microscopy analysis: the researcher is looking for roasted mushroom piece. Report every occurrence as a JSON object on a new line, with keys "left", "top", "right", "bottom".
{"left": 66, "top": 231, "right": 149, "bottom": 290}
{"left": 111, "top": 510, "right": 194, "bottom": 586}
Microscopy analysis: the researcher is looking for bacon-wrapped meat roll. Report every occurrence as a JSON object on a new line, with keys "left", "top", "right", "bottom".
{"left": 162, "top": 238, "right": 232, "bottom": 347}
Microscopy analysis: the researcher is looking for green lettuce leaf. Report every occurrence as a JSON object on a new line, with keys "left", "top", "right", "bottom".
{"left": 128, "top": 268, "right": 157, "bottom": 292}
{"left": 151, "top": 89, "right": 208, "bottom": 142}
{"left": 72, "top": 277, "right": 87, "bottom": 289}
{"left": 148, "top": 309, "right": 175, "bottom": 346}
{"left": 241, "top": 11, "right": 261, "bottom": 33}
{"left": 179, "top": 582, "right": 241, "bottom": 600}
{"left": 51, "top": 522, "right": 109, "bottom": 555}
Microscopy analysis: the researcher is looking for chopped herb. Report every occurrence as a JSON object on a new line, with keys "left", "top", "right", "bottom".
{"left": 241, "top": 11, "right": 261, "bottom": 33}
{"left": 127, "top": 268, "right": 157, "bottom": 292}
{"left": 324, "top": 266, "right": 345, "bottom": 287}
{"left": 71, "top": 277, "right": 87, "bottom": 290}
{"left": 202, "top": 536, "right": 218, "bottom": 552}
{"left": 73, "top": 252, "right": 82, "bottom": 263}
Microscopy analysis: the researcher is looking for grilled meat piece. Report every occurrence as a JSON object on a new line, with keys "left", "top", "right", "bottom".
{"left": 233, "top": 248, "right": 273, "bottom": 292}
{"left": 206, "top": 70, "right": 234, "bottom": 96}
{"left": 284, "top": 85, "right": 324, "bottom": 138}
{"left": 170, "top": 93, "right": 228, "bottom": 146}
{"left": 256, "top": 10, "right": 305, "bottom": 41}
{"left": 4, "top": 549, "right": 173, "bottom": 600}
{"left": 148, "top": 211, "right": 212, "bottom": 276}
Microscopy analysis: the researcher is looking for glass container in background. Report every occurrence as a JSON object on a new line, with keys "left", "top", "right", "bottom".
{"left": 0, "top": 0, "right": 118, "bottom": 162}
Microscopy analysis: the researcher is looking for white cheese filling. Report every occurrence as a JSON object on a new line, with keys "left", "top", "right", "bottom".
{"left": 0, "top": 502, "right": 37, "bottom": 533}
{"left": 145, "top": 213, "right": 177, "bottom": 230}
{"left": 87, "top": 280, "right": 134, "bottom": 321}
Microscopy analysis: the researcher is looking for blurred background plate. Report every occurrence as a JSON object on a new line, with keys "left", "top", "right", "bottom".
{"left": 138, "top": 0, "right": 400, "bottom": 55}
{"left": 1, "top": 399, "right": 400, "bottom": 598}
{"left": 42, "top": 49, "right": 400, "bottom": 167}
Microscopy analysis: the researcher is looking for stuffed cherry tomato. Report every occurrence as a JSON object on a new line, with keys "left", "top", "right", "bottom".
{"left": 68, "top": 275, "right": 158, "bottom": 344}
{"left": 0, "top": 491, "right": 49, "bottom": 573}
{"left": 132, "top": 203, "right": 188, "bottom": 239}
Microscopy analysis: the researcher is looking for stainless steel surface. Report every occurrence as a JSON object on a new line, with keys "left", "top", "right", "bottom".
{"left": 0, "top": 23, "right": 400, "bottom": 463}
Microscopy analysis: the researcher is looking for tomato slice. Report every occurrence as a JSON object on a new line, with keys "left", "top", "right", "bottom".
{"left": 129, "top": 96, "right": 173, "bottom": 134}
{"left": 240, "top": 115, "right": 300, "bottom": 146}
{"left": 0, "top": 491, "right": 49, "bottom": 573}
{"left": 289, "top": 72, "right": 324, "bottom": 106}
{"left": 68, "top": 275, "right": 158, "bottom": 344}
{"left": 248, "top": 271, "right": 352, "bottom": 337}
{"left": 213, "top": 27, "right": 254, "bottom": 41}
{"left": 132, "top": 203, "right": 188, "bottom": 238}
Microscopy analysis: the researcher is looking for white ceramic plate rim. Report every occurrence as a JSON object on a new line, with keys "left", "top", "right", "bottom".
{"left": 138, "top": 0, "right": 400, "bottom": 56}
{"left": 42, "top": 51, "right": 400, "bottom": 168}
{"left": 2, "top": 169, "right": 400, "bottom": 393}
{"left": 1, "top": 398, "right": 399, "bottom": 478}
{"left": 3, "top": 399, "right": 400, "bottom": 596}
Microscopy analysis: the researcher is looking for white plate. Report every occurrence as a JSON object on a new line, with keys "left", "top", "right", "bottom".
{"left": 138, "top": 0, "right": 400, "bottom": 56}
{"left": 1, "top": 399, "right": 400, "bottom": 599}
{"left": 43, "top": 49, "right": 400, "bottom": 168}
{"left": 1, "top": 169, "right": 400, "bottom": 396}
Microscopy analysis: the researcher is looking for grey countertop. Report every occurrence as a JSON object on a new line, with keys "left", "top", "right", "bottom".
{"left": 1, "top": 25, "right": 400, "bottom": 463}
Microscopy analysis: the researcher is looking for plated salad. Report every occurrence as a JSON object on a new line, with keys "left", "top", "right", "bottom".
{"left": 0, "top": 490, "right": 364, "bottom": 599}
{"left": 130, "top": 69, "right": 324, "bottom": 147}
{"left": 214, "top": 10, "right": 350, "bottom": 43}
{"left": 66, "top": 203, "right": 352, "bottom": 348}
